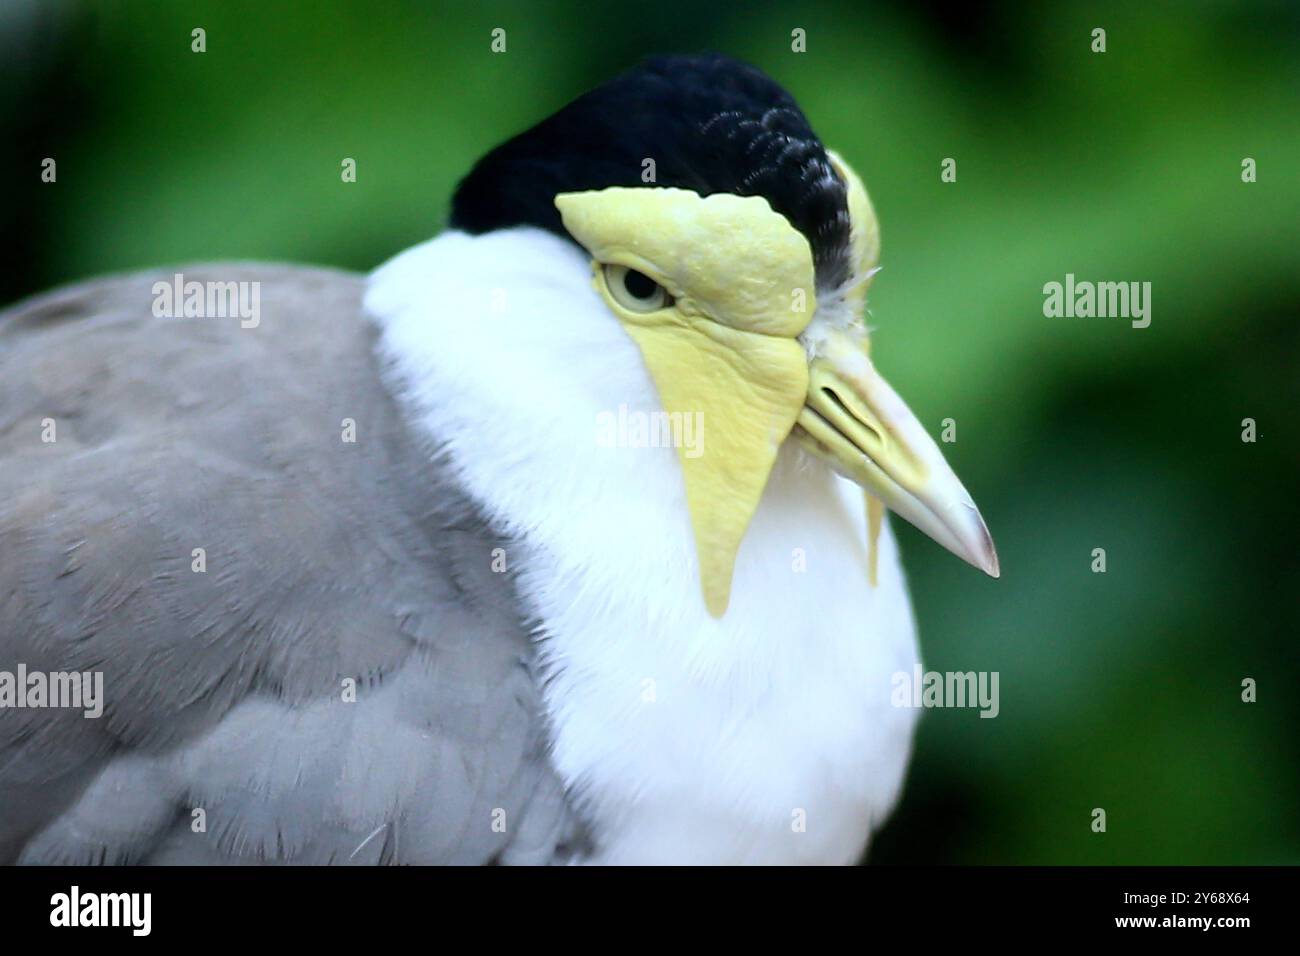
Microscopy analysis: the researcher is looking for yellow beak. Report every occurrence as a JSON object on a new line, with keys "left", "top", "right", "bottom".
{"left": 794, "top": 330, "right": 1000, "bottom": 578}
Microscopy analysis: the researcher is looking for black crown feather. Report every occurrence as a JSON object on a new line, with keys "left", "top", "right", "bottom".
{"left": 451, "top": 54, "right": 853, "bottom": 291}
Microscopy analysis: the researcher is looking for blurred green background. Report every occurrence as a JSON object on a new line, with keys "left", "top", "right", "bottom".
{"left": 3, "top": 0, "right": 1296, "bottom": 864}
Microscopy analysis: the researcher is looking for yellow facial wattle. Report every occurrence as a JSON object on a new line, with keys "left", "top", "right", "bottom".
{"left": 556, "top": 187, "right": 815, "bottom": 617}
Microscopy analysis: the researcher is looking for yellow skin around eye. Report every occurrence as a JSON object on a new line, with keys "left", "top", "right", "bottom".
{"left": 556, "top": 187, "right": 818, "bottom": 617}
{"left": 556, "top": 187, "right": 815, "bottom": 336}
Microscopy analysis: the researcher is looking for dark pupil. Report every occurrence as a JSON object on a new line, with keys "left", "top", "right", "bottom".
{"left": 623, "top": 269, "right": 659, "bottom": 300}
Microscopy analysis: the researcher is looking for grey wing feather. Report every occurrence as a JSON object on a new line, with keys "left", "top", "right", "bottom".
{"left": 0, "top": 264, "right": 580, "bottom": 864}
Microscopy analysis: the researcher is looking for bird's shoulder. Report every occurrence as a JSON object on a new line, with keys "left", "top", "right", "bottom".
{"left": 0, "top": 263, "right": 578, "bottom": 864}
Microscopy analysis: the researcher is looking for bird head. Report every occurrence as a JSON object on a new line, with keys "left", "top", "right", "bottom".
{"left": 452, "top": 54, "right": 998, "bottom": 617}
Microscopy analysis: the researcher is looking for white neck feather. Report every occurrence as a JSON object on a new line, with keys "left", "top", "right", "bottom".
{"left": 365, "top": 227, "right": 921, "bottom": 864}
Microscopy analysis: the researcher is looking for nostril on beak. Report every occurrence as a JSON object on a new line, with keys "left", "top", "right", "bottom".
{"left": 821, "top": 386, "right": 884, "bottom": 447}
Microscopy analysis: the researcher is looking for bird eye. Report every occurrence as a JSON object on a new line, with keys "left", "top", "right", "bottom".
{"left": 604, "top": 264, "right": 672, "bottom": 312}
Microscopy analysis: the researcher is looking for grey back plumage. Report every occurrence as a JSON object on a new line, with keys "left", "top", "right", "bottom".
{"left": 0, "top": 264, "right": 579, "bottom": 864}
